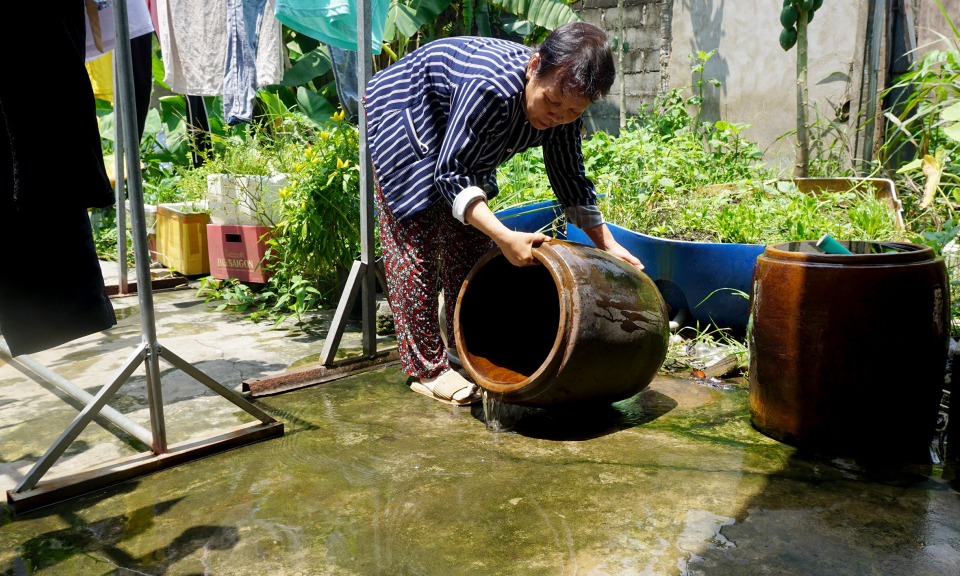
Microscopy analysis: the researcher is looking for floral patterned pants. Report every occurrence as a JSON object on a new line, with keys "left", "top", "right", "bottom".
{"left": 375, "top": 186, "right": 492, "bottom": 379}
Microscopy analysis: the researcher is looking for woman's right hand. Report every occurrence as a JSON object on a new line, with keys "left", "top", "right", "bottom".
{"left": 499, "top": 230, "right": 550, "bottom": 266}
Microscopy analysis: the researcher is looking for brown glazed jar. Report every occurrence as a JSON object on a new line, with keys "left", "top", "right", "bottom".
{"left": 454, "top": 240, "right": 669, "bottom": 405}
{"left": 749, "top": 241, "right": 949, "bottom": 457}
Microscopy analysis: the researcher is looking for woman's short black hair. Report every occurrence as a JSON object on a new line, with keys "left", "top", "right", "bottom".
{"left": 532, "top": 22, "right": 615, "bottom": 102}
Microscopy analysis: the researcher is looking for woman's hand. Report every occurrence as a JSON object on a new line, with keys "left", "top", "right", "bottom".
{"left": 602, "top": 242, "right": 644, "bottom": 271}
{"left": 499, "top": 230, "right": 550, "bottom": 266}
{"left": 582, "top": 222, "right": 645, "bottom": 271}
{"left": 464, "top": 200, "right": 549, "bottom": 267}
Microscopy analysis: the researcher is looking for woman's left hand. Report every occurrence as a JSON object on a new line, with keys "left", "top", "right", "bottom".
{"left": 602, "top": 242, "right": 644, "bottom": 271}
{"left": 582, "top": 223, "right": 645, "bottom": 271}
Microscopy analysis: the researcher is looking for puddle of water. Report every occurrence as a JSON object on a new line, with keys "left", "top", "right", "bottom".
{"left": 479, "top": 387, "right": 681, "bottom": 440}
{"left": 114, "top": 306, "right": 139, "bottom": 320}
{"left": 676, "top": 509, "right": 736, "bottom": 574}
{"left": 2, "top": 369, "right": 956, "bottom": 576}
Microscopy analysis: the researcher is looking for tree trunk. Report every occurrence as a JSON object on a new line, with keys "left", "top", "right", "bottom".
{"left": 794, "top": 10, "right": 810, "bottom": 178}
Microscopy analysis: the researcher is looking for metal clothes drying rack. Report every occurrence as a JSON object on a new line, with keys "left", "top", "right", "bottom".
{"left": 242, "top": 0, "right": 397, "bottom": 398}
{"left": 3, "top": 0, "right": 282, "bottom": 515}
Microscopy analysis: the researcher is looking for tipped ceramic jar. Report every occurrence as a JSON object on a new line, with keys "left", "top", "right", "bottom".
{"left": 454, "top": 240, "right": 669, "bottom": 405}
{"left": 749, "top": 240, "right": 949, "bottom": 457}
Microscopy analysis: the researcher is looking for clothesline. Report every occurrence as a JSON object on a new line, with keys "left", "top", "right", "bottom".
{"left": 86, "top": 0, "right": 386, "bottom": 127}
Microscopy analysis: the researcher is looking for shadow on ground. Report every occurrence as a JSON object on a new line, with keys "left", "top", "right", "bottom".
{"left": 470, "top": 387, "right": 679, "bottom": 441}
{"left": 674, "top": 427, "right": 960, "bottom": 575}
{"left": 2, "top": 487, "right": 238, "bottom": 576}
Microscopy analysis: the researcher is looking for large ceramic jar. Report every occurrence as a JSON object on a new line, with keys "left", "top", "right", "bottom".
{"left": 749, "top": 241, "right": 949, "bottom": 457}
{"left": 454, "top": 240, "right": 669, "bottom": 405}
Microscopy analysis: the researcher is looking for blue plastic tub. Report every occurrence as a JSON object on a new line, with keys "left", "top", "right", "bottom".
{"left": 494, "top": 200, "right": 566, "bottom": 239}
{"left": 495, "top": 199, "right": 763, "bottom": 332}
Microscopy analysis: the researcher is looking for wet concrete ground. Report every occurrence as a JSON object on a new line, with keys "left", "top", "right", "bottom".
{"left": 2, "top": 291, "right": 959, "bottom": 575}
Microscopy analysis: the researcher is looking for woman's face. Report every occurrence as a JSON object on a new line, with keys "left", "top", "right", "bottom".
{"left": 523, "top": 53, "right": 593, "bottom": 131}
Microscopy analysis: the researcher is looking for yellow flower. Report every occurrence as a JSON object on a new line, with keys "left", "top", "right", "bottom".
{"left": 320, "top": 131, "right": 330, "bottom": 141}
{"left": 336, "top": 158, "right": 345, "bottom": 169}
{"left": 301, "top": 201, "right": 307, "bottom": 211}
{"left": 279, "top": 188, "right": 289, "bottom": 198}
{"left": 305, "top": 148, "right": 315, "bottom": 159}
{"left": 312, "top": 157, "right": 319, "bottom": 164}
{"left": 334, "top": 110, "right": 345, "bottom": 122}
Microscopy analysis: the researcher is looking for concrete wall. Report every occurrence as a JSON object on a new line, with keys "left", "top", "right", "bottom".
{"left": 573, "top": 0, "right": 866, "bottom": 171}
{"left": 665, "top": 1, "right": 862, "bottom": 170}
{"left": 917, "top": 0, "right": 959, "bottom": 56}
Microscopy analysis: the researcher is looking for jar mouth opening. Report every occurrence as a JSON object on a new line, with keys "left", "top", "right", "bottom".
{"left": 766, "top": 240, "right": 934, "bottom": 264}
{"left": 456, "top": 249, "right": 565, "bottom": 391}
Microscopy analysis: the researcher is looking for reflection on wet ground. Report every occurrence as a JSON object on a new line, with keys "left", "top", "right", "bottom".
{"left": 1, "top": 370, "right": 958, "bottom": 575}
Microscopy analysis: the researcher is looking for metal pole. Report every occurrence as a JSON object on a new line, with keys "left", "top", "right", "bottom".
{"left": 358, "top": 0, "right": 377, "bottom": 356}
{"left": 0, "top": 339, "right": 152, "bottom": 447}
{"left": 113, "top": 0, "right": 167, "bottom": 454}
{"left": 113, "top": 57, "right": 129, "bottom": 295}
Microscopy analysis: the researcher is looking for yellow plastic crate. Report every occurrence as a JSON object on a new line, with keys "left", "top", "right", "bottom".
{"left": 156, "top": 203, "right": 211, "bottom": 275}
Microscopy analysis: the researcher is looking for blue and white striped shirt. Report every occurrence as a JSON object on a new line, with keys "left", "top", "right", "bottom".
{"left": 364, "top": 36, "right": 602, "bottom": 227}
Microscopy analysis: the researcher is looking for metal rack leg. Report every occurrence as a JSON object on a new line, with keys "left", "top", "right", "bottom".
{"left": 0, "top": 339, "right": 152, "bottom": 447}
{"left": 158, "top": 346, "right": 277, "bottom": 425}
{"left": 319, "top": 261, "right": 367, "bottom": 365}
{"left": 113, "top": 58, "right": 129, "bottom": 295}
{"left": 12, "top": 345, "right": 147, "bottom": 493}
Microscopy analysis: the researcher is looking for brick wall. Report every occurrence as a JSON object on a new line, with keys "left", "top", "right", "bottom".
{"left": 571, "top": 0, "right": 671, "bottom": 135}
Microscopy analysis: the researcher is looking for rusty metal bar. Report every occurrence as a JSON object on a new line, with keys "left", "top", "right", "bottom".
{"left": 244, "top": 349, "right": 400, "bottom": 397}
{"left": 6, "top": 420, "right": 283, "bottom": 514}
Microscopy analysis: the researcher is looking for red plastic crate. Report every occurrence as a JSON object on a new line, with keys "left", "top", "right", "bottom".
{"left": 207, "top": 224, "right": 273, "bottom": 283}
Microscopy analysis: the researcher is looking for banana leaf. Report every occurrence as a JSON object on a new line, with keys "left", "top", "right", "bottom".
{"left": 485, "top": 0, "right": 581, "bottom": 31}
{"left": 281, "top": 46, "right": 331, "bottom": 87}
{"left": 297, "top": 87, "right": 336, "bottom": 126}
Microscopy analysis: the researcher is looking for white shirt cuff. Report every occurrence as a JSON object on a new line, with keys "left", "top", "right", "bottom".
{"left": 452, "top": 186, "right": 488, "bottom": 224}
{"left": 565, "top": 205, "right": 604, "bottom": 229}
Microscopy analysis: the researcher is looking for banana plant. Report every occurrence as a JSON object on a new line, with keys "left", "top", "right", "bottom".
{"left": 484, "top": 0, "right": 580, "bottom": 31}
{"left": 382, "top": 0, "right": 581, "bottom": 62}
{"left": 779, "top": 0, "right": 824, "bottom": 178}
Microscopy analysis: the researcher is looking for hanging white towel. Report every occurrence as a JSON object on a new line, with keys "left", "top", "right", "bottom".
{"left": 155, "top": 0, "right": 285, "bottom": 96}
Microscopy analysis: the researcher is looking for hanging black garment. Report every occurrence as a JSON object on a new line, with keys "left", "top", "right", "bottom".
{"left": 130, "top": 32, "right": 154, "bottom": 141}
{"left": 0, "top": 1, "right": 115, "bottom": 356}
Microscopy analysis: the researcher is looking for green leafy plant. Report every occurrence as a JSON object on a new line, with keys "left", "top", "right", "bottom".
{"left": 878, "top": 0, "right": 960, "bottom": 333}
{"left": 494, "top": 58, "right": 900, "bottom": 246}
{"left": 91, "top": 209, "right": 135, "bottom": 267}
{"left": 379, "top": 0, "right": 581, "bottom": 65}
{"left": 914, "top": 218, "right": 960, "bottom": 256}
{"left": 197, "top": 110, "right": 362, "bottom": 328}
{"left": 883, "top": 0, "right": 959, "bottom": 227}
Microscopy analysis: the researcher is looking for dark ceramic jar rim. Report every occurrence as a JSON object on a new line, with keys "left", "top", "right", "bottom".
{"left": 455, "top": 241, "right": 571, "bottom": 394}
{"left": 764, "top": 241, "right": 935, "bottom": 265}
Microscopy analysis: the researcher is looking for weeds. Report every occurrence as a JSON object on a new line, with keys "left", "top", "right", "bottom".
{"left": 91, "top": 209, "right": 135, "bottom": 267}
{"left": 495, "top": 64, "right": 900, "bottom": 246}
